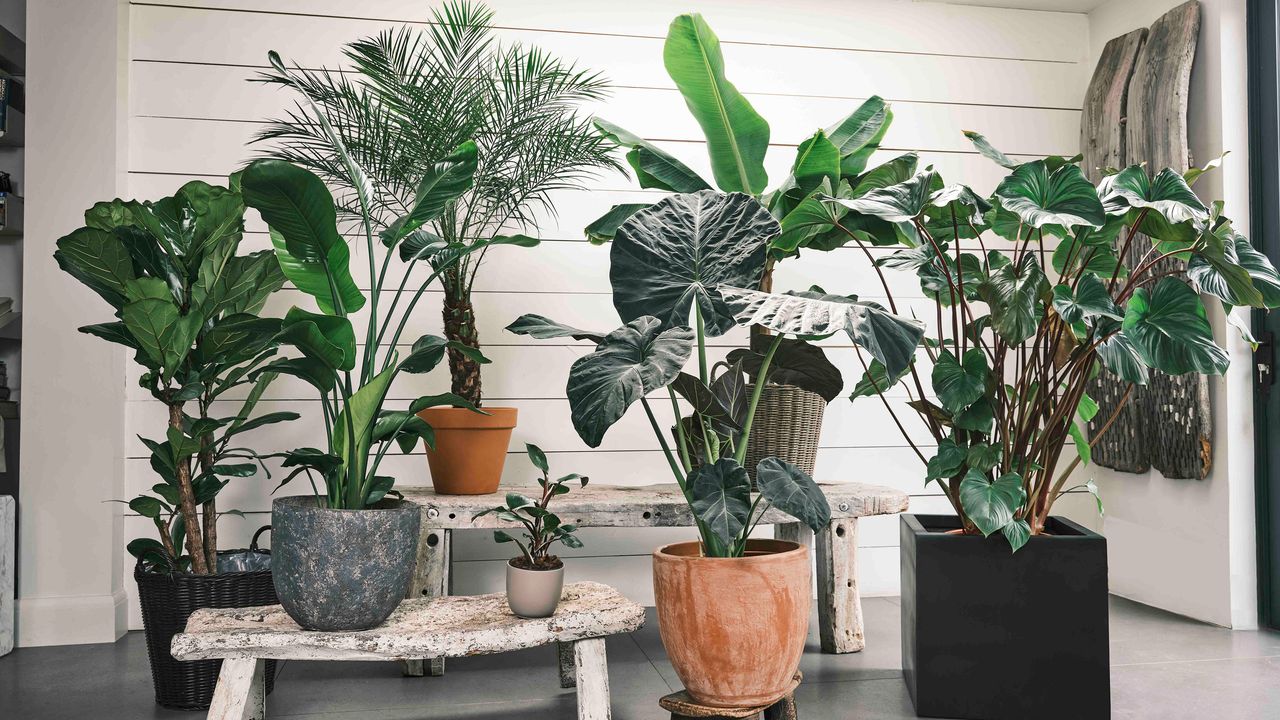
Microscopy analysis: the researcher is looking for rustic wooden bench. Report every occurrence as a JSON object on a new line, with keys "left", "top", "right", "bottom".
{"left": 171, "top": 581, "right": 645, "bottom": 720}
{"left": 399, "top": 482, "right": 909, "bottom": 677}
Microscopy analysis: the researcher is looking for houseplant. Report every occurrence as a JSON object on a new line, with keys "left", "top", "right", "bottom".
{"left": 509, "top": 189, "right": 924, "bottom": 707}
{"left": 239, "top": 119, "right": 493, "bottom": 629}
{"left": 255, "top": 0, "right": 619, "bottom": 494}
{"left": 54, "top": 179, "right": 291, "bottom": 709}
{"left": 474, "top": 443, "right": 586, "bottom": 618}
{"left": 831, "top": 132, "right": 1280, "bottom": 719}
{"left": 586, "top": 12, "right": 891, "bottom": 480}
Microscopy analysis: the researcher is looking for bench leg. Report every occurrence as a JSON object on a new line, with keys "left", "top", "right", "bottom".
{"left": 558, "top": 640, "right": 576, "bottom": 688}
{"left": 207, "top": 658, "right": 265, "bottom": 720}
{"left": 774, "top": 522, "right": 812, "bottom": 548}
{"left": 403, "top": 527, "right": 451, "bottom": 677}
{"left": 816, "top": 517, "right": 864, "bottom": 653}
{"left": 573, "top": 637, "right": 611, "bottom": 720}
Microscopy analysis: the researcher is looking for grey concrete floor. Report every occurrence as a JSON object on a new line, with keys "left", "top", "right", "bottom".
{"left": 2, "top": 596, "right": 1279, "bottom": 718}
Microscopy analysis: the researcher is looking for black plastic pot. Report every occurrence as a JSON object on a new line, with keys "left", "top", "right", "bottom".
{"left": 271, "top": 495, "right": 420, "bottom": 631}
{"left": 135, "top": 536, "right": 278, "bottom": 710}
{"left": 900, "top": 514, "right": 1109, "bottom": 720}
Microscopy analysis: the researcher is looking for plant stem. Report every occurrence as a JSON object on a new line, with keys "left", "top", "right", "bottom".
{"left": 735, "top": 335, "right": 783, "bottom": 466}
{"left": 641, "top": 398, "right": 686, "bottom": 492}
{"left": 168, "top": 402, "right": 208, "bottom": 574}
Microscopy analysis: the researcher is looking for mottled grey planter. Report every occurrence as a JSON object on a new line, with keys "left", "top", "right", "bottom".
{"left": 271, "top": 496, "right": 421, "bottom": 631}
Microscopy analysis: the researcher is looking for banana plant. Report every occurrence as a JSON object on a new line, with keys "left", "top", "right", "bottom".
{"left": 837, "top": 131, "right": 1280, "bottom": 550}
{"left": 240, "top": 138, "right": 495, "bottom": 510}
{"left": 55, "top": 181, "right": 291, "bottom": 574}
{"left": 510, "top": 190, "right": 925, "bottom": 557}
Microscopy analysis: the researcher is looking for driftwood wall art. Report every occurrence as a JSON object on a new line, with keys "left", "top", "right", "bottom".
{"left": 1084, "top": 0, "right": 1208, "bottom": 479}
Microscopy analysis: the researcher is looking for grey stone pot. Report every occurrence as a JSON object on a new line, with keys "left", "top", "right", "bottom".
{"left": 271, "top": 496, "right": 421, "bottom": 631}
{"left": 505, "top": 559, "right": 565, "bottom": 618}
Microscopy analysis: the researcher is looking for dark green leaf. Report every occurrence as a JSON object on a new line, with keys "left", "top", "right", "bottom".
{"left": 670, "top": 372, "right": 742, "bottom": 430}
{"left": 526, "top": 443, "right": 549, "bottom": 474}
{"left": 848, "top": 357, "right": 909, "bottom": 401}
{"left": 755, "top": 457, "right": 831, "bottom": 532}
{"left": 1122, "top": 277, "right": 1228, "bottom": 376}
{"left": 959, "top": 469, "right": 1026, "bottom": 537}
{"left": 831, "top": 168, "right": 939, "bottom": 223}
{"left": 505, "top": 314, "right": 605, "bottom": 344}
{"left": 1051, "top": 274, "right": 1122, "bottom": 326}
{"left": 727, "top": 336, "right": 843, "bottom": 402}
{"left": 1002, "top": 519, "right": 1031, "bottom": 552}
{"left": 932, "top": 349, "right": 988, "bottom": 413}
{"left": 1099, "top": 165, "right": 1208, "bottom": 224}
{"left": 925, "top": 438, "right": 966, "bottom": 483}
{"left": 790, "top": 129, "right": 841, "bottom": 194}
{"left": 54, "top": 227, "right": 137, "bottom": 307}
{"left": 976, "top": 253, "right": 1049, "bottom": 344}
{"left": 279, "top": 307, "right": 356, "bottom": 371}
{"left": 995, "top": 160, "right": 1104, "bottom": 230}
{"left": 594, "top": 118, "right": 711, "bottom": 193}
{"left": 689, "top": 458, "right": 752, "bottom": 548}
{"left": 585, "top": 203, "right": 652, "bottom": 245}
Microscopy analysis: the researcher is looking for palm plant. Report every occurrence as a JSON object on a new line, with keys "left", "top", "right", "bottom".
{"left": 253, "top": 0, "right": 620, "bottom": 406}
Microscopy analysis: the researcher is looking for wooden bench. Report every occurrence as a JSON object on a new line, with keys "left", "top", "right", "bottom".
{"left": 399, "top": 482, "right": 909, "bottom": 676}
{"left": 171, "top": 581, "right": 645, "bottom": 720}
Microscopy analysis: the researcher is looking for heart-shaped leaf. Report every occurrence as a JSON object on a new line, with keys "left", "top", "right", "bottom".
{"left": 932, "top": 349, "right": 988, "bottom": 413}
{"left": 1051, "top": 274, "right": 1122, "bottom": 326}
{"left": 1099, "top": 165, "right": 1208, "bottom": 224}
{"left": 612, "top": 191, "right": 774, "bottom": 336}
{"left": 278, "top": 306, "right": 356, "bottom": 371}
{"left": 1095, "top": 318, "right": 1149, "bottom": 386}
{"left": 1122, "top": 277, "right": 1228, "bottom": 376}
{"left": 1001, "top": 518, "right": 1031, "bottom": 552}
{"left": 726, "top": 336, "right": 844, "bottom": 402}
{"left": 1188, "top": 228, "right": 1267, "bottom": 308}
{"left": 566, "top": 317, "right": 695, "bottom": 448}
{"left": 925, "top": 438, "right": 966, "bottom": 483}
{"left": 670, "top": 372, "right": 743, "bottom": 430}
{"left": 959, "top": 469, "right": 1026, "bottom": 537}
{"left": 977, "top": 253, "right": 1049, "bottom": 345}
{"left": 830, "top": 168, "right": 939, "bottom": 223}
{"left": 689, "top": 458, "right": 753, "bottom": 549}
{"left": 995, "top": 160, "right": 1105, "bottom": 230}
{"left": 756, "top": 457, "right": 831, "bottom": 532}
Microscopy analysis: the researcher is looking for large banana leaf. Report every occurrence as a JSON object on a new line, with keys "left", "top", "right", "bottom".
{"left": 611, "top": 190, "right": 774, "bottom": 336}
{"left": 719, "top": 286, "right": 925, "bottom": 376}
{"left": 241, "top": 159, "right": 365, "bottom": 315}
{"left": 1121, "top": 277, "right": 1229, "bottom": 376}
{"left": 790, "top": 130, "right": 840, "bottom": 195}
{"left": 995, "top": 160, "right": 1105, "bottom": 230}
{"left": 663, "top": 14, "right": 770, "bottom": 194}
{"left": 826, "top": 96, "right": 892, "bottom": 178}
{"left": 566, "top": 317, "right": 694, "bottom": 448}
{"left": 594, "top": 118, "right": 710, "bottom": 193}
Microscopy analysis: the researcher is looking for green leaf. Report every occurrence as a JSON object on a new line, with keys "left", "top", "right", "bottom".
{"left": 612, "top": 191, "right": 774, "bottom": 336}
{"left": 720, "top": 287, "right": 925, "bottom": 377}
{"left": 397, "top": 229, "right": 447, "bottom": 262}
{"left": 129, "top": 496, "right": 164, "bottom": 519}
{"left": 1234, "top": 234, "right": 1280, "bottom": 308}
{"left": 1001, "top": 518, "right": 1031, "bottom": 552}
{"left": 1051, "top": 274, "right": 1122, "bottom": 327}
{"left": 1188, "top": 229, "right": 1267, "bottom": 308}
{"left": 79, "top": 322, "right": 140, "bottom": 352}
{"left": 850, "top": 153, "right": 919, "bottom": 198}
{"left": 54, "top": 227, "right": 138, "bottom": 308}
{"left": 663, "top": 13, "right": 770, "bottom": 193}
{"left": 371, "top": 411, "right": 435, "bottom": 453}
{"left": 977, "top": 253, "right": 1049, "bottom": 345}
{"left": 224, "top": 411, "right": 299, "bottom": 438}
{"left": 1099, "top": 165, "right": 1208, "bottom": 224}
{"left": 669, "top": 372, "right": 743, "bottom": 430}
{"left": 848, "top": 357, "right": 909, "bottom": 401}
{"left": 791, "top": 130, "right": 841, "bottom": 195}
{"left": 926, "top": 438, "right": 967, "bottom": 483}
{"left": 241, "top": 159, "right": 365, "bottom": 314}
{"left": 1069, "top": 422, "right": 1091, "bottom": 466}
{"left": 959, "top": 469, "right": 1027, "bottom": 537}
{"left": 505, "top": 314, "right": 605, "bottom": 344}
{"left": 279, "top": 307, "right": 356, "bottom": 371}
{"left": 1122, "top": 277, "right": 1228, "bottom": 376}
{"left": 963, "top": 130, "right": 1018, "bottom": 169}
{"left": 1095, "top": 318, "right": 1149, "bottom": 385}
{"left": 393, "top": 140, "right": 478, "bottom": 244}
{"left": 953, "top": 397, "right": 995, "bottom": 434}
{"left": 1052, "top": 222, "right": 1126, "bottom": 279}
{"left": 831, "top": 168, "right": 939, "bottom": 223}
{"left": 932, "top": 349, "right": 988, "bottom": 413}
{"left": 1184, "top": 152, "right": 1227, "bottom": 186}
{"left": 689, "top": 458, "right": 752, "bottom": 549}
{"left": 398, "top": 334, "right": 486, "bottom": 375}
{"left": 258, "top": 356, "right": 337, "bottom": 393}
{"left": 594, "top": 118, "right": 711, "bottom": 193}
{"left": 966, "top": 443, "right": 1002, "bottom": 473}
{"left": 566, "top": 317, "right": 694, "bottom": 448}
{"left": 755, "top": 457, "right": 831, "bottom": 532}
{"left": 526, "top": 443, "right": 549, "bottom": 474}
{"left": 826, "top": 96, "right": 892, "bottom": 177}
{"left": 121, "top": 297, "right": 200, "bottom": 381}
{"left": 332, "top": 364, "right": 399, "bottom": 503}
{"left": 585, "top": 203, "right": 652, "bottom": 245}
{"left": 364, "top": 476, "right": 395, "bottom": 505}
{"left": 726, "top": 336, "right": 844, "bottom": 402}
{"left": 995, "top": 160, "right": 1105, "bottom": 230}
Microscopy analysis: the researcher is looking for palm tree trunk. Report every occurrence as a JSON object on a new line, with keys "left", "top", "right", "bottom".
{"left": 443, "top": 285, "right": 483, "bottom": 407}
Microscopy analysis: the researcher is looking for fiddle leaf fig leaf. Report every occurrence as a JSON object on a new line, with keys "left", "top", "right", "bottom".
{"left": 959, "top": 469, "right": 1026, "bottom": 537}
{"left": 1099, "top": 165, "right": 1208, "bottom": 224}
{"left": 720, "top": 287, "right": 925, "bottom": 377}
{"left": 689, "top": 458, "right": 752, "bottom": 548}
{"left": 594, "top": 118, "right": 711, "bottom": 193}
{"left": 1122, "top": 277, "right": 1228, "bottom": 376}
{"left": 54, "top": 227, "right": 138, "bottom": 308}
{"left": 566, "top": 317, "right": 695, "bottom": 448}
{"left": 995, "top": 160, "right": 1105, "bottom": 230}
{"left": 755, "top": 457, "right": 832, "bottom": 532}
{"left": 932, "top": 349, "right": 988, "bottom": 413}
{"left": 611, "top": 190, "right": 774, "bottom": 336}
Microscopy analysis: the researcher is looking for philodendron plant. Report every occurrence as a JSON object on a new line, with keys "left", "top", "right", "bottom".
{"left": 510, "top": 190, "right": 925, "bottom": 557}
{"left": 827, "top": 131, "right": 1280, "bottom": 550}
{"left": 239, "top": 134, "right": 494, "bottom": 509}
{"left": 55, "top": 180, "right": 291, "bottom": 574}
{"left": 474, "top": 443, "right": 587, "bottom": 570}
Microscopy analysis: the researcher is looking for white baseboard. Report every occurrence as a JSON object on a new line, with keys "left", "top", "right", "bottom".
{"left": 17, "top": 590, "right": 128, "bottom": 647}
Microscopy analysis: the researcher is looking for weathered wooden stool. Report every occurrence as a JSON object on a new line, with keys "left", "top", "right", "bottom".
{"left": 659, "top": 673, "right": 801, "bottom": 720}
{"left": 171, "top": 581, "right": 644, "bottom": 720}
{"left": 400, "top": 481, "right": 909, "bottom": 676}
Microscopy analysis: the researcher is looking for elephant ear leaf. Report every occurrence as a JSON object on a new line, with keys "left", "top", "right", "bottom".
{"left": 505, "top": 314, "right": 606, "bottom": 344}
{"left": 566, "top": 317, "right": 695, "bottom": 448}
{"left": 240, "top": 159, "right": 365, "bottom": 315}
{"left": 1121, "top": 277, "right": 1228, "bottom": 376}
{"left": 719, "top": 286, "right": 925, "bottom": 377}
{"left": 755, "top": 457, "right": 831, "bottom": 532}
{"left": 612, "top": 190, "right": 775, "bottom": 337}
{"left": 689, "top": 458, "right": 752, "bottom": 548}
{"left": 663, "top": 13, "right": 770, "bottom": 193}
{"left": 995, "top": 160, "right": 1105, "bottom": 230}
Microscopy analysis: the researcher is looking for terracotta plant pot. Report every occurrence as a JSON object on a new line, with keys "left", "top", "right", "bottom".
{"left": 652, "top": 539, "right": 810, "bottom": 707}
{"left": 417, "top": 406, "right": 517, "bottom": 495}
{"left": 505, "top": 560, "right": 565, "bottom": 618}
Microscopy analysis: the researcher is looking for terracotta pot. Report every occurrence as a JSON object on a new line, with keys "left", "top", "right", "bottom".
{"left": 417, "top": 406, "right": 517, "bottom": 495}
{"left": 505, "top": 560, "right": 565, "bottom": 618}
{"left": 652, "top": 539, "right": 810, "bottom": 707}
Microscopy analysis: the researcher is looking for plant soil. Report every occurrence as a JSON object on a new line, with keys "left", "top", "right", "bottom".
{"left": 511, "top": 555, "right": 563, "bottom": 571}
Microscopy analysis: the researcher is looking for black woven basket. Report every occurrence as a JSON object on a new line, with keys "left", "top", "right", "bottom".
{"left": 135, "top": 528, "right": 279, "bottom": 710}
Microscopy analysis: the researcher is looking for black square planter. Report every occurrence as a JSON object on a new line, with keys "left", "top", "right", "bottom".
{"left": 901, "top": 514, "right": 1110, "bottom": 720}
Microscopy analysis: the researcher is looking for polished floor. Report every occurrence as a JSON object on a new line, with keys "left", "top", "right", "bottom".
{"left": 2, "top": 596, "right": 1279, "bottom": 718}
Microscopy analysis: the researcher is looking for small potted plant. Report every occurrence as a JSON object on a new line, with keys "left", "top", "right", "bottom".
{"left": 833, "top": 132, "right": 1280, "bottom": 719}
{"left": 474, "top": 443, "right": 586, "bottom": 618}
{"left": 55, "top": 180, "right": 291, "bottom": 709}
{"left": 256, "top": 1, "right": 620, "bottom": 495}
{"left": 510, "top": 189, "right": 923, "bottom": 707}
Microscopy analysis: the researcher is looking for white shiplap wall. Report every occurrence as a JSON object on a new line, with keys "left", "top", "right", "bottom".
{"left": 122, "top": 0, "right": 1092, "bottom": 628}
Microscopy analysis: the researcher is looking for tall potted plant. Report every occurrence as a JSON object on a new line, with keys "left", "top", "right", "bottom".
{"left": 255, "top": 0, "right": 620, "bottom": 495}
{"left": 509, "top": 189, "right": 923, "bottom": 707}
{"left": 585, "top": 12, "right": 891, "bottom": 480}
{"left": 829, "top": 133, "right": 1280, "bottom": 719}
{"left": 54, "top": 180, "right": 291, "bottom": 709}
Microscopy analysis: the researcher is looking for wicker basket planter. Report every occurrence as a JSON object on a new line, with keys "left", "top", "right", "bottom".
{"left": 745, "top": 383, "right": 826, "bottom": 478}
{"left": 135, "top": 546, "right": 279, "bottom": 710}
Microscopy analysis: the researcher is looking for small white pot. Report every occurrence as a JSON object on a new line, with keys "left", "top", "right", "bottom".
{"left": 505, "top": 559, "right": 565, "bottom": 618}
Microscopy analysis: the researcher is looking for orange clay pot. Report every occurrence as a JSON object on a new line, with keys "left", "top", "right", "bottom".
{"left": 417, "top": 406, "right": 517, "bottom": 495}
{"left": 652, "top": 539, "right": 810, "bottom": 707}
